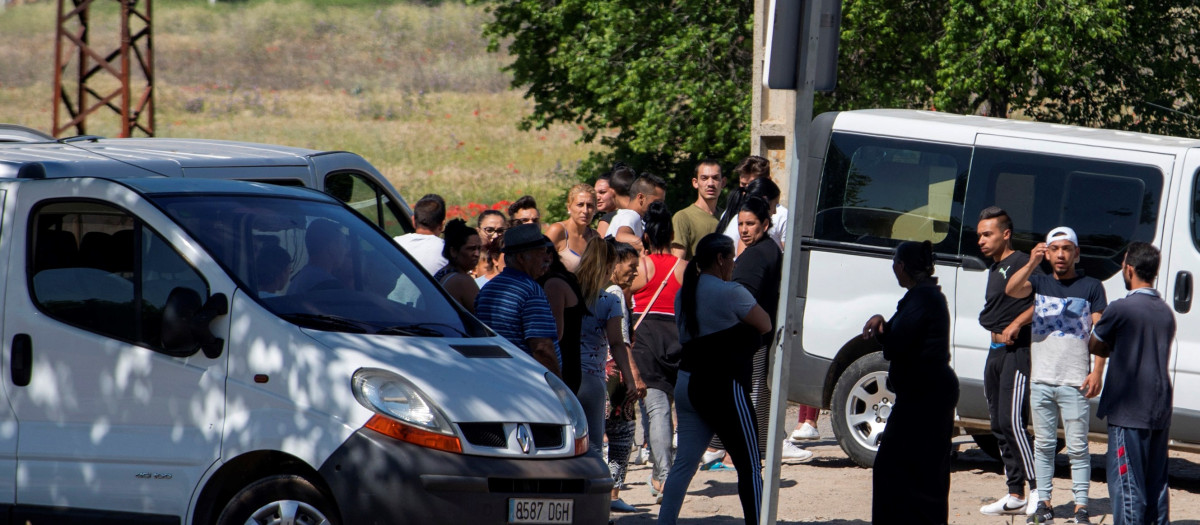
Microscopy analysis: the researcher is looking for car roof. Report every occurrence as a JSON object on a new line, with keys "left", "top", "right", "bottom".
{"left": 119, "top": 176, "right": 334, "bottom": 201}
{"left": 835, "top": 109, "right": 1200, "bottom": 153}
{"left": 0, "top": 137, "right": 326, "bottom": 179}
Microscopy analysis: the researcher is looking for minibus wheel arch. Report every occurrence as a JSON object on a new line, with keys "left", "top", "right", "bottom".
{"left": 193, "top": 450, "right": 340, "bottom": 525}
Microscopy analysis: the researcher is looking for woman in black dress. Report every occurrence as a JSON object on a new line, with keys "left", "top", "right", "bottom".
{"left": 861, "top": 240, "right": 959, "bottom": 525}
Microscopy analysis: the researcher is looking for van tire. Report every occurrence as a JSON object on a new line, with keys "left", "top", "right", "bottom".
{"left": 216, "top": 474, "right": 339, "bottom": 525}
{"left": 830, "top": 352, "right": 892, "bottom": 468}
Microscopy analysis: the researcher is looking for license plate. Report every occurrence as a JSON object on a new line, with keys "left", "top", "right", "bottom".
{"left": 508, "top": 498, "right": 573, "bottom": 524}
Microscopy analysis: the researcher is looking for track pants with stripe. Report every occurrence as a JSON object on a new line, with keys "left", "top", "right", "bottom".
{"left": 658, "top": 370, "right": 762, "bottom": 525}
{"left": 984, "top": 343, "right": 1037, "bottom": 495}
{"left": 1107, "top": 425, "right": 1170, "bottom": 525}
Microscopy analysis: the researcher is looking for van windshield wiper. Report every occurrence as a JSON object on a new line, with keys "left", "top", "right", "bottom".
{"left": 280, "top": 313, "right": 371, "bottom": 334}
{"left": 376, "top": 322, "right": 466, "bottom": 337}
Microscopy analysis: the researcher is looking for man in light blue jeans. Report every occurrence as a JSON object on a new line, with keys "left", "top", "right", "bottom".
{"left": 1005, "top": 227, "right": 1108, "bottom": 524}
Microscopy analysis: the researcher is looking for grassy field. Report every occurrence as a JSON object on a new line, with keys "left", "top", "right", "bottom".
{"left": 0, "top": 0, "right": 603, "bottom": 221}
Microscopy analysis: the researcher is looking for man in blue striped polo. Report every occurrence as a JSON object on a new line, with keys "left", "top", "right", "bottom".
{"left": 475, "top": 223, "right": 562, "bottom": 376}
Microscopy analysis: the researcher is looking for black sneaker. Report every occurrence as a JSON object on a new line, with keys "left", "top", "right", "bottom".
{"left": 1065, "top": 507, "right": 1090, "bottom": 524}
{"left": 1025, "top": 501, "right": 1054, "bottom": 524}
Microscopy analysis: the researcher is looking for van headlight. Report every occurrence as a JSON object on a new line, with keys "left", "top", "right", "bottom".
{"left": 544, "top": 372, "right": 589, "bottom": 456}
{"left": 352, "top": 368, "right": 462, "bottom": 453}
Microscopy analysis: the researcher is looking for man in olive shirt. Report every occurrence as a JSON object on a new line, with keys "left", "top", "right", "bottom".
{"left": 672, "top": 160, "right": 724, "bottom": 260}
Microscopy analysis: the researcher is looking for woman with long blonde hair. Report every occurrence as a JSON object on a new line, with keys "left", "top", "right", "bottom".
{"left": 545, "top": 183, "right": 600, "bottom": 273}
{"left": 574, "top": 237, "right": 646, "bottom": 513}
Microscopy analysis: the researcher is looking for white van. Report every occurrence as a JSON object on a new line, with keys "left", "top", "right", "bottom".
{"left": 0, "top": 173, "right": 609, "bottom": 523}
{"left": 784, "top": 109, "right": 1200, "bottom": 466}
{"left": 0, "top": 126, "right": 415, "bottom": 237}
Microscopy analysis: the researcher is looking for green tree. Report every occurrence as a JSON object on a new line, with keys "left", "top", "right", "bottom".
{"left": 484, "top": 0, "right": 1200, "bottom": 199}
{"left": 481, "top": 0, "right": 754, "bottom": 202}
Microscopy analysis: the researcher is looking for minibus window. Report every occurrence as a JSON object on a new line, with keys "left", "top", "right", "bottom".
{"left": 28, "top": 202, "right": 210, "bottom": 351}
{"left": 963, "top": 148, "right": 1163, "bottom": 281}
{"left": 155, "top": 194, "right": 486, "bottom": 338}
{"left": 325, "top": 171, "right": 412, "bottom": 237}
{"left": 814, "top": 133, "right": 971, "bottom": 253}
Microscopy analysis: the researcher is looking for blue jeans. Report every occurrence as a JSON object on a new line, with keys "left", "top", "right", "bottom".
{"left": 1107, "top": 425, "right": 1170, "bottom": 525}
{"left": 1030, "top": 382, "right": 1090, "bottom": 505}
{"left": 576, "top": 373, "right": 607, "bottom": 458}
{"left": 658, "top": 372, "right": 711, "bottom": 525}
{"left": 643, "top": 387, "right": 675, "bottom": 483}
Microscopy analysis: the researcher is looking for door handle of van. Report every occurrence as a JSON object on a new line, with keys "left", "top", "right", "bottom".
{"left": 11, "top": 334, "right": 31, "bottom": 387}
{"left": 1175, "top": 271, "right": 1193, "bottom": 314}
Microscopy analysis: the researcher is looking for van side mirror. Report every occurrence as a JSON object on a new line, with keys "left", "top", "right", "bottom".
{"left": 162, "top": 288, "right": 228, "bottom": 358}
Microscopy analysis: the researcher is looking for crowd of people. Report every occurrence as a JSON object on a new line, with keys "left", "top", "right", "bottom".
{"left": 392, "top": 159, "right": 1177, "bottom": 525}
{"left": 862, "top": 209, "right": 1175, "bottom": 525}
{"left": 394, "top": 156, "right": 821, "bottom": 523}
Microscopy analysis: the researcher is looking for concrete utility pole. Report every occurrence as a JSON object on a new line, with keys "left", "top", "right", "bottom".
{"left": 750, "top": 0, "right": 796, "bottom": 207}
{"left": 53, "top": 0, "right": 155, "bottom": 138}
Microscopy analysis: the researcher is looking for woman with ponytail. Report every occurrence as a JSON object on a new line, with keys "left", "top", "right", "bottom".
{"left": 861, "top": 240, "right": 959, "bottom": 525}
{"left": 628, "top": 201, "right": 685, "bottom": 500}
{"left": 658, "top": 234, "right": 772, "bottom": 525}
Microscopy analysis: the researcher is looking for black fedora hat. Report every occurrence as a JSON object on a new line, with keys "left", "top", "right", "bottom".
{"left": 502, "top": 223, "right": 553, "bottom": 254}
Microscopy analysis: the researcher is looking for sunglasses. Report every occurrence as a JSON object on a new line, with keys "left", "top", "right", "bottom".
{"left": 482, "top": 226, "right": 507, "bottom": 235}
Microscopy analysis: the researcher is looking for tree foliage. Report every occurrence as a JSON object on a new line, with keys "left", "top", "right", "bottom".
{"left": 481, "top": 0, "right": 753, "bottom": 196}
{"left": 483, "top": 0, "right": 1200, "bottom": 192}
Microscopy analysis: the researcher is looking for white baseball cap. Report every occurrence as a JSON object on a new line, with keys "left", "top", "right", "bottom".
{"left": 1045, "top": 226, "right": 1078, "bottom": 247}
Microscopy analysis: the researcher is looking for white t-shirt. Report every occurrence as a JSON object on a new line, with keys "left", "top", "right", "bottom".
{"left": 605, "top": 209, "right": 644, "bottom": 240}
{"left": 723, "top": 203, "right": 787, "bottom": 250}
{"left": 395, "top": 233, "right": 448, "bottom": 275}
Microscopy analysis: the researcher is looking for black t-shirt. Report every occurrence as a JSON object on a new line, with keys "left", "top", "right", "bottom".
{"left": 598, "top": 210, "right": 617, "bottom": 225}
{"left": 733, "top": 237, "right": 783, "bottom": 332}
{"left": 1093, "top": 288, "right": 1176, "bottom": 429}
{"left": 979, "top": 250, "right": 1037, "bottom": 344}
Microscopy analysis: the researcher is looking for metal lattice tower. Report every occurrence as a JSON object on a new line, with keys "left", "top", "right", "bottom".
{"left": 52, "top": 0, "right": 154, "bottom": 138}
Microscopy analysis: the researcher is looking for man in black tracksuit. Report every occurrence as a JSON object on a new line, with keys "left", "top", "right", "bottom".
{"left": 976, "top": 206, "right": 1039, "bottom": 516}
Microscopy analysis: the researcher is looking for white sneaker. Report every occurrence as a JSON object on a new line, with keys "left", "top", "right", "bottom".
{"left": 790, "top": 422, "right": 820, "bottom": 441}
{"left": 701, "top": 449, "right": 726, "bottom": 467}
{"left": 780, "top": 440, "right": 814, "bottom": 463}
{"left": 633, "top": 445, "right": 651, "bottom": 465}
{"left": 980, "top": 494, "right": 1028, "bottom": 516}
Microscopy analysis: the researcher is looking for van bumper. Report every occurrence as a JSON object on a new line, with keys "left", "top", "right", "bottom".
{"left": 318, "top": 428, "right": 613, "bottom": 525}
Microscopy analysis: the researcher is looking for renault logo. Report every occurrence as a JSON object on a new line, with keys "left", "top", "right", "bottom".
{"left": 516, "top": 424, "right": 533, "bottom": 455}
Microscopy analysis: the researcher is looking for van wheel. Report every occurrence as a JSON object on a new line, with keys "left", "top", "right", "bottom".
{"left": 216, "top": 474, "right": 339, "bottom": 525}
{"left": 830, "top": 352, "right": 891, "bottom": 468}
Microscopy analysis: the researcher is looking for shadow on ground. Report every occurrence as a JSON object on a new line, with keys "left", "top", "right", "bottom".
{"left": 952, "top": 444, "right": 1200, "bottom": 492}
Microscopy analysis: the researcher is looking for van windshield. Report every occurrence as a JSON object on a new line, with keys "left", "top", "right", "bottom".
{"left": 152, "top": 194, "right": 488, "bottom": 338}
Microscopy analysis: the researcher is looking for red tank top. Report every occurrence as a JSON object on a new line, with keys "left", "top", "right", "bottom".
{"left": 632, "top": 253, "right": 681, "bottom": 315}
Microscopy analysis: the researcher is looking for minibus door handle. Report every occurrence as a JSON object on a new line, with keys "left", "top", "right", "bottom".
{"left": 11, "top": 334, "right": 31, "bottom": 387}
{"left": 1175, "top": 271, "right": 1193, "bottom": 314}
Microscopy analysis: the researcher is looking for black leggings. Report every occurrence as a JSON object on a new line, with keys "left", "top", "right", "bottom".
{"left": 689, "top": 371, "right": 762, "bottom": 525}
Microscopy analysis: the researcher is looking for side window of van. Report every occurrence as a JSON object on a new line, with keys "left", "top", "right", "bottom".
{"left": 29, "top": 201, "right": 209, "bottom": 350}
{"left": 325, "top": 172, "right": 409, "bottom": 237}
{"left": 963, "top": 148, "right": 1163, "bottom": 281}
{"left": 814, "top": 133, "right": 971, "bottom": 253}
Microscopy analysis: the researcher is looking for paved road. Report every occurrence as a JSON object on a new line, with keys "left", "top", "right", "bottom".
{"left": 609, "top": 405, "right": 1200, "bottom": 524}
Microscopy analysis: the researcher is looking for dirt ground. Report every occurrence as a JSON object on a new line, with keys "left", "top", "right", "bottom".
{"left": 609, "top": 404, "right": 1200, "bottom": 524}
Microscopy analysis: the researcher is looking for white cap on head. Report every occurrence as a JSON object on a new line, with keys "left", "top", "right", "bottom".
{"left": 1045, "top": 226, "right": 1078, "bottom": 247}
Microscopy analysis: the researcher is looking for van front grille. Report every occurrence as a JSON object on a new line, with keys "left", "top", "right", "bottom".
{"left": 530, "top": 424, "right": 563, "bottom": 449}
{"left": 459, "top": 423, "right": 506, "bottom": 448}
